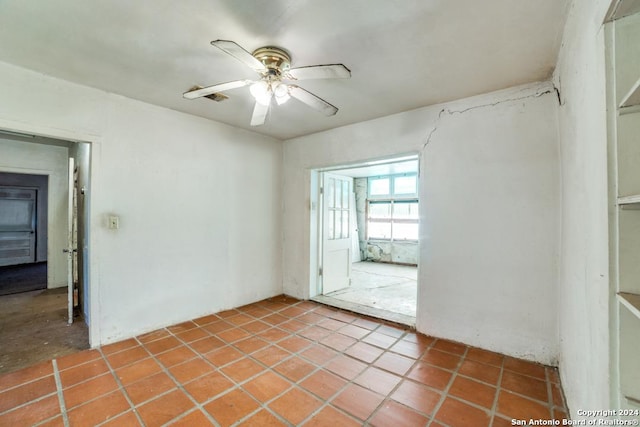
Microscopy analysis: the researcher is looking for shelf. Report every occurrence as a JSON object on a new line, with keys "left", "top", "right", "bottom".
{"left": 626, "top": 395, "right": 640, "bottom": 407}
{"left": 620, "top": 104, "right": 640, "bottom": 115}
{"left": 618, "top": 194, "right": 640, "bottom": 208}
{"left": 606, "top": 0, "right": 640, "bottom": 21}
{"left": 620, "top": 76, "right": 640, "bottom": 108}
{"left": 618, "top": 292, "right": 640, "bottom": 319}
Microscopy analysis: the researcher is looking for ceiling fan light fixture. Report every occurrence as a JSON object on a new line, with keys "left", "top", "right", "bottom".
{"left": 273, "top": 82, "right": 290, "bottom": 105}
{"left": 249, "top": 81, "right": 272, "bottom": 106}
{"left": 184, "top": 40, "right": 351, "bottom": 126}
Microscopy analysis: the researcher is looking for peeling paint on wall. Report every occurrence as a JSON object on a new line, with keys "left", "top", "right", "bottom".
{"left": 421, "top": 85, "right": 559, "bottom": 152}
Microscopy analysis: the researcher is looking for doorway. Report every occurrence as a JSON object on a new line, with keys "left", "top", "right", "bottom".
{"left": 312, "top": 155, "right": 419, "bottom": 326}
{"left": 0, "top": 131, "right": 91, "bottom": 373}
{"left": 0, "top": 175, "right": 49, "bottom": 296}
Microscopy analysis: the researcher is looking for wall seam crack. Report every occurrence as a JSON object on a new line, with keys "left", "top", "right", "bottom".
{"left": 422, "top": 86, "right": 557, "bottom": 151}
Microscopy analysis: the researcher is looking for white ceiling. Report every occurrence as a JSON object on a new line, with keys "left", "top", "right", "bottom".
{"left": 0, "top": 0, "right": 570, "bottom": 140}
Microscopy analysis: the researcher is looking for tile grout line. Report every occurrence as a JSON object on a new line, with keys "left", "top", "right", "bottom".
{"left": 225, "top": 300, "right": 349, "bottom": 425}
{"left": 361, "top": 329, "right": 418, "bottom": 425}
{"left": 162, "top": 327, "right": 288, "bottom": 426}
{"left": 96, "top": 347, "right": 146, "bottom": 427}
{"left": 489, "top": 351, "right": 507, "bottom": 425}
{"left": 0, "top": 371, "right": 52, "bottom": 395}
{"left": 132, "top": 334, "right": 229, "bottom": 427}
{"left": 363, "top": 331, "right": 435, "bottom": 425}
{"left": 546, "top": 367, "right": 557, "bottom": 419}
{"left": 158, "top": 304, "right": 324, "bottom": 425}
{"left": 51, "top": 359, "right": 70, "bottom": 427}
{"left": 0, "top": 389, "right": 57, "bottom": 417}
{"left": 319, "top": 321, "right": 433, "bottom": 424}
{"left": 226, "top": 301, "right": 405, "bottom": 425}
{"left": 426, "top": 343, "right": 470, "bottom": 426}
{"left": 298, "top": 308, "right": 441, "bottom": 425}
{"left": 262, "top": 307, "right": 377, "bottom": 425}
{"left": 226, "top": 303, "right": 361, "bottom": 426}
{"left": 292, "top": 324, "right": 408, "bottom": 426}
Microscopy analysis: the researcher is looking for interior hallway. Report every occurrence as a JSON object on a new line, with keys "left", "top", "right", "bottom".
{"left": 0, "top": 296, "right": 567, "bottom": 426}
{"left": 0, "top": 288, "right": 89, "bottom": 374}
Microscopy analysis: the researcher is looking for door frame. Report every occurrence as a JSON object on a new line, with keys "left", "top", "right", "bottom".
{"left": 309, "top": 153, "right": 421, "bottom": 299}
{"left": 0, "top": 122, "right": 100, "bottom": 346}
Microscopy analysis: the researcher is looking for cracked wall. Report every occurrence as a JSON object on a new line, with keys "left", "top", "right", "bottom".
{"left": 283, "top": 81, "right": 560, "bottom": 364}
{"left": 552, "top": 0, "right": 611, "bottom": 416}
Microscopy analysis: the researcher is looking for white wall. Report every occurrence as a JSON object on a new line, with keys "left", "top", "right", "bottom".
{"left": 552, "top": 0, "right": 612, "bottom": 416}
{"left": 0, "top": 137, "right": 69, "bottom": 288}
{"left": 283, "top": 82, "right": 561, "bottom": 364}
{"left": 0, "top": 60, "right": 283, "bottom": 346}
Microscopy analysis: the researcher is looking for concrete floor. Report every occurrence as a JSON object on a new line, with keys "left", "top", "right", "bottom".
{"left": 0, "top": 287, "right": 89, "bottom": 374}
{"left": 316, "top": 261, "right": 417, "bottom": 326}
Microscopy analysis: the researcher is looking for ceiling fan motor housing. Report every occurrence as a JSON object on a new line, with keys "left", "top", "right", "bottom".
{"left": 252, "top": 47, "right": 291, "bottom": 77}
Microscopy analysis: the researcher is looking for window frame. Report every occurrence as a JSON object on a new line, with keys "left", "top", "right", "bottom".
{"left": 366, "top": 173, "right": 419, "bottom": 242}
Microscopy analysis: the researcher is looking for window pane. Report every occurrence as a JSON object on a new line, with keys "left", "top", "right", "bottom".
{"left": 393, "top": 222, "right": 419, "bottom": 240}
{"left": 0, "top": 200, "right": 34, "bottom": 229}
{"left": 328, "top": 211, "right": 335, "bottom": 240}
{"left": 368, "top": 202, "right": 391, "bottom": 219}
{"left": 368, "top": 221, "right": 391, "bottom": 239}
{"left": 369, "top": 178, "right": 390, "bottom": 196}
{"left": 394, "top": 175, "right": 417, "bottom": 195}
{"left": 393, "top": 201, "right": 419, "bottom": 219}
{"left": 335, "top": 178, "right": 342, "bottom": 209}
{"left": 327, "top": 178, "right": 335, "bottom": 208}
{"left": 342, "top": 180, "right": 349, "bottom": 208}
{"left": 342, "top": 211, "right": 349, "bottom": 239}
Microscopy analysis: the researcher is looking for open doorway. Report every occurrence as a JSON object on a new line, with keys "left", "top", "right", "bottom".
{"left": 0, "top": 130, "right": 91, "bottom": 373}
{"left": 0, "top": 173, "right": 48, "bottom": 296}
{"left": 312, "top": 155, "right": 419, "bottom": 326}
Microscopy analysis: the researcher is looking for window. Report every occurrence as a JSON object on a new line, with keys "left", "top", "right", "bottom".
{"left": 326, "top": 176, "right": 350, "bottom": 240}
{"left": 366, "top": 174, "right": 418, "bottom": 241}
{"left": 369, "top": 177, "right": 390, "bottom": 196}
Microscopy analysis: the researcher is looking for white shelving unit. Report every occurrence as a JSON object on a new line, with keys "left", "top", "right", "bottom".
{"left": 620, "top": 76, "right": 640, "bottom": 108}
{"left": 618, "top": 194, "right": 640, "bottom": 208}
{"left": 618, "top": 292, "right": 640, "bottom": 319}
{"left": 607, "top": 5, "right": 640, "bottom": 410}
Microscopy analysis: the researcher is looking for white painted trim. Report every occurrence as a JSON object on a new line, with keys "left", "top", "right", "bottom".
{"left": 307, "top": 152, "right": 421, "bottom": 309}
{"left": 0, "top": 120, "right": 101, "bottom": 347}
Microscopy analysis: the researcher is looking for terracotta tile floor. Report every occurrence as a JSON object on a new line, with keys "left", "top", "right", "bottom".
{"left": 0, "top": 296, "right": 568, "bottom": 426}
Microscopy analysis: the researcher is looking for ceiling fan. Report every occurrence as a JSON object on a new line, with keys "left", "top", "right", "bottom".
{"left": 184, "top": 40, "right": 351, "bottom": 126}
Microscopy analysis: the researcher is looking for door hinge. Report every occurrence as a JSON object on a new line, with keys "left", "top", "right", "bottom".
{"left": 318, "top": 267, "right": 323, "bottom": 276}
{"left": 320, "top": 187, "right": 324, "bottom": 195}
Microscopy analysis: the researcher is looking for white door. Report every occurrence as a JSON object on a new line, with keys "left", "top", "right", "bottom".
{"left": 65, "top": 158, "right": 77, "bottom": 324}
{"left": 321, "top": 173, "right": 353, "bottom": 294}
{"left": 0, "top": 187, "right": 37, "bottom": 267}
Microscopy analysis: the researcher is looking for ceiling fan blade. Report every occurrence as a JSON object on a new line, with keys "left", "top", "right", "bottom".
{"left": 183, "top": 80, "right": 252, "bottom": 99}
{"left": 211, "top": 40, "right": 267, "bottom": 73}
{"left": 289, "top": 86, "right": 338, "bottom": 116}
{"left": 287, "top": 64, "right": 351, "bottom": 80}
{"left": 250, "top": 101, "right": 269, "bottom": 126}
